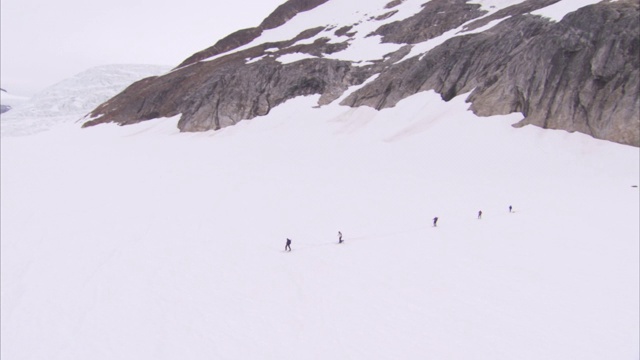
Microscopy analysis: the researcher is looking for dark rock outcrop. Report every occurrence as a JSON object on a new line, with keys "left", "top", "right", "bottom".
{"left": 344, "top": 0, "right": 639, "bottom": 146}
{"left": 84, "top": 0, "right": 640, "bottom": 146}
{"left": 176, "top": 57, "right": 363, "bottom": 131}
{"left": 371, "top": 0, "right": 485, "bottom": 44}
{"left": 84, "top": 33, "right": 369, "bottom": 130}
{"left": 485, "top": 1, "right": 640, "bottom": 146}
{"left": 462, "top": 0, "right": 561, "bottom": 31}
{"left": 177, "top": 0, "right": 329, "bottom": 68}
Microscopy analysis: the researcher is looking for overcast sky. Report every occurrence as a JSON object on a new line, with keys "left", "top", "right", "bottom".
{"left": 1, "top": 0, "right": 285, "bottom": 95}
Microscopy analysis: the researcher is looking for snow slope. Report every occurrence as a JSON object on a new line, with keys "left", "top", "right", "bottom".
{"left": 2, "top": 91, "right": 638, "bottom": 359}
{"left": 0, "top": 64, "right": 170, "bottom": 136}
{"left": 0, "top": 89, "right": 29, "bottom": 112}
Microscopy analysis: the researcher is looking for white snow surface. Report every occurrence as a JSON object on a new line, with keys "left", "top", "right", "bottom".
{"left": 0, "top": 64, "right": 170, "bottom": 137}
{"left": 0, "top": 90, "right": 30, "bottom": 108}
{"left": 469, "top": 0, "right": 526, "bottom": 8}
{"left": 2, "top": 0, "right": 639, "bottom": 359}
{"left": 531, "top": 0, "right": 603, "bottom": 22}
{"left": 276, "top": 52, "right": 316, "bottom": 65}
{"left": 2, "top": 91, "right": 639, "bottom": 359}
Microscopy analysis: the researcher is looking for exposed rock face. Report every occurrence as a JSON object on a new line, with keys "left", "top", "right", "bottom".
{"left": 499, "top": 1, "right": 640, "bottom": 146}
{"left": 84, "top": 0, "right": 640, "bottom": 146}
{"left": 177, "top": 0, "right": 330, "bottom": 68}
{"left": 371, "top": 0, "right": 486, "bottom": 44}
{"left": 345, "top": 0, "right": 640, "bottom": 146}
{"left": 176, "top": 57, "right": 364, "bottom": 132}
{"left": 85, "top": 31, "right": 367, "bottom": 130}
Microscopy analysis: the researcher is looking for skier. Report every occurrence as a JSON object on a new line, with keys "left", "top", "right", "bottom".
{"left": 338, "top": 231, "right": 343, "bottom": 244}
{"left": 285, "top": 238, "right": 292, "bottom": 252}
{"left": 478, "top": 210, "right": 482, "bottom": 219}
{"left": 509, "top": 205, "right": 513, "bottom": 213}
{"left": 433, "top": 217, "right": 438, "bottom": 227}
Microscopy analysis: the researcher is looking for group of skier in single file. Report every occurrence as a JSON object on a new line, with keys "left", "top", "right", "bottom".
{"left": 285, "top": 206, "right": 514, "bottom": 252}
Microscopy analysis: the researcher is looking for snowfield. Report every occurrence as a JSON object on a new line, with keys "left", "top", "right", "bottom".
{"left": 2, "top": 91, "right": 638, "bottom": 359}
{"left": 2, "top": 0, "right": 639, "bottom": 358}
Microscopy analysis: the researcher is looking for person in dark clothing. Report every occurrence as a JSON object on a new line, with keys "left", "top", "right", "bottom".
{"left": 285, "top": 238, "right": 292, "bottom": 252}
{"left": 433, "top": 217, "right": 438, "bottom": 227}
{"left": 478, "top": 210, "right": 482, "bottom": 219}
{"left": 509, "top": 205, "right": 513, "bottom": 213}
{"left": 338, "top": 231, "right": 343, "bottom": 244}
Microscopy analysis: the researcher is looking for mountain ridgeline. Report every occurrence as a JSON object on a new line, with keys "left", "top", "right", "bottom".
{"left": 83, "top": 0, "right": 640, "bottom": 146}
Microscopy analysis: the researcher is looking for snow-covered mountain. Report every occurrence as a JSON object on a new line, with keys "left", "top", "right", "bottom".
{"left": 0, "top": 88, "right": 29, "bottom": 114}
{"left": 85, "top": 0, "right": 639, "bottom": 146}
{"left": 0, "top": 64, "right": 170, "bottom": 136}
{"left": 1, "top": 1, "right": 638, "bottom": 360}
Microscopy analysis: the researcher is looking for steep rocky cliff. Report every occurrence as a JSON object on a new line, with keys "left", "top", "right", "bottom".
{"left": 84, "top": 0, "right": 640, "bottom": 146}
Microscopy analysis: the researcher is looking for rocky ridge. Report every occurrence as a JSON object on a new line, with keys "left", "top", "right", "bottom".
{"left": 84, "top": 0, "right": 640, "bottom": 146}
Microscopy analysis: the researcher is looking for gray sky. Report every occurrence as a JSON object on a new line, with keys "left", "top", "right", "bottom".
{"left": 1, "top": 0, "right": 285, "bottom": 95}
